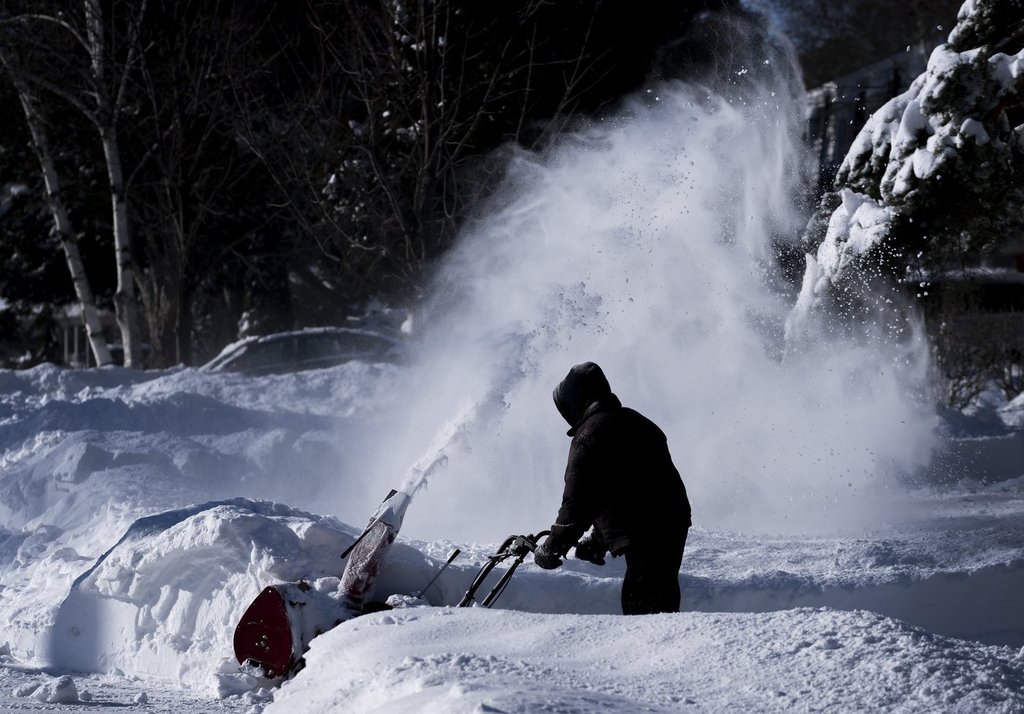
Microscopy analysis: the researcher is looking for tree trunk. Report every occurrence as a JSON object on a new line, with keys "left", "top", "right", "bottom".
{"left": 100, "top": 129, "right": 144, "bottom": 368}
{"left": 85, "top": 0, "right": 145, "bottom": 368}
{"left": 6, "top": 69, "right": 114, "bottom": 367}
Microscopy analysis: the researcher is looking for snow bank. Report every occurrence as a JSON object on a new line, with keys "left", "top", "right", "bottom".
{"left": 7, "top": 465, "right": 1022, "bottom": 701}
{"left": 268, "top": 606, "right": 1024, "bottom": 713}
{"left": 39, "top": 500, "right": 353, "bottom": 685}
{"left": 11, "top": 495, "right": 460, "bottom": 692}
{"left": 0, "top": 362, "right": 404, "bottom": 690}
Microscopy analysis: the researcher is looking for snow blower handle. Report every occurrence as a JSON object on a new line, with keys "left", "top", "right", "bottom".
{"left": 478, "top": 530, "right": 550, "bottom": 608}
{"left": 511, "top": 531, "right": 549, "bottom": 557}
{"left": 458, "top": 530, "right": 550, "bottom": 608}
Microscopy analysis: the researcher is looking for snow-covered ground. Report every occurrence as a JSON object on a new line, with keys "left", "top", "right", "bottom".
{"left": 1, "top": 363, "right": 1022, "bottom": 713}
{"left": 4, "top": 15, "right": 1024, "bottom": 709}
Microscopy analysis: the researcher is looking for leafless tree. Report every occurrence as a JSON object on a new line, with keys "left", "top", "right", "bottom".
{"left": 129, "top": 1, "right": 275, "bottom": 365}
{"left": 0, "top": 0, "right": 146, "bottom": 366}
{"left": 0, "top": 57, "right": 113, "bottom": 365}
{"left": 267, "top": 0, "right": 610, "bottom": 298}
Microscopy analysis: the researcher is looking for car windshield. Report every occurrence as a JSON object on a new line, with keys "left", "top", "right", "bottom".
{"left": 202, "top": 329, "right": 401, "bottom": 373}
{"left": 298, "top": 332, "right": 393, "bottom": 360}
{"left": 222, "top": 338, "right": 291, "bottom": 371}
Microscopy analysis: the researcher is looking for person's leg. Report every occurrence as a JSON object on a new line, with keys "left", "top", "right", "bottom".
{"left": 620, "top": 552, "right": 645, "bottom": 615}
{"left": 620, "top": 532, "right": 686, "bottom": 615}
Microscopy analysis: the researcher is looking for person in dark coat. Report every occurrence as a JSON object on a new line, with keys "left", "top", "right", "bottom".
{"left": 533, "top": 361, "right": 691, "bottom": 615}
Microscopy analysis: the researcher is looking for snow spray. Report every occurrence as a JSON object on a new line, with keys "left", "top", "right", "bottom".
{"left": 340, "top": 12, "right": 937, "bottom": 540}
{"left": 339, "top": 397, "right": 488, "bottom": 607}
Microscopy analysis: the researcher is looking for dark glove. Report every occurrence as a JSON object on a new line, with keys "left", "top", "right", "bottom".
{"left": 533, "top": 541, "right": 563, "bottom": 570}
{"left": 573, "top": 533, "right": 607, "bottom": 566}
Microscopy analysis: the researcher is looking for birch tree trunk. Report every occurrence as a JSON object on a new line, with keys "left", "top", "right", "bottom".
{"left": 4, "top": 68, "right": 114, "bottom": 367}
{"left": 86, "top": 0, "right": 144, "bottom": 368}
{"left": 100, "top": 128, "right": 144, "bottom": 368}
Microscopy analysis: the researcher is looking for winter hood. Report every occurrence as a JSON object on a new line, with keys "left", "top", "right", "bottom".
{"left": 552, "top": 362, "right": 620, "bottom": 436}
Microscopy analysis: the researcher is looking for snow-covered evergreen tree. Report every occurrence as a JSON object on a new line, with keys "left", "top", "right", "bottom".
{"left": 788, "top": 0, "right": 1024, "bottom": 336}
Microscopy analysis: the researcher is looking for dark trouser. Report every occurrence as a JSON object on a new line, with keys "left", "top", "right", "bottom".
{"left": 620, "top": 529, "right": 687, "bottom": 615}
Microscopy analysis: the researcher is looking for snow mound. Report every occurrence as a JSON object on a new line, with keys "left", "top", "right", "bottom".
{"left": 268, "top": 606, "right": 1024, "bottom": 713}
{"left": 26, "top": 496, "right": 457, "bottom": 693}
{"left": 36, "top": 500, "right": 352, "bottom": 688}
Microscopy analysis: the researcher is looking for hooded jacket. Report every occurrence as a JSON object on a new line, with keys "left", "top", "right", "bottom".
{"left": 547, "top": 362, "right": 691, "bottom": 556}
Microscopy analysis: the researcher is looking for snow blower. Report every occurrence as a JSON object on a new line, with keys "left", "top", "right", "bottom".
{"left": 233, "top": 471, "right": 547, "bottom": 680}
{"left": 232, "top": 488, "right": 410, "bottom": 679}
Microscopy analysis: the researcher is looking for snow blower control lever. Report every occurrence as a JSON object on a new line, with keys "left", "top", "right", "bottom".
{"left": 458, "top": 531, "right": 549, "bottom": 608}
{"left": 416, "top": 548, "right": 461, "bottom": 599}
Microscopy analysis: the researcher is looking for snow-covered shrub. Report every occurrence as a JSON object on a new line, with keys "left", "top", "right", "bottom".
{"left": 802, "top": 0, "right": 1024, "bottom": 285}
{"left": 788, "top": 0, "right": 1024, "bottom": 404}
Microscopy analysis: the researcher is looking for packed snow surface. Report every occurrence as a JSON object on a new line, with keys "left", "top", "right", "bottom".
{"left": 270, "top": 607, "right": 1024, "bottom": 714}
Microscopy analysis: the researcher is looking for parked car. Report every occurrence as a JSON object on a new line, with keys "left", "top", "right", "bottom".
{"left": 200, "top": 327, "right": 405, "bottom": 375}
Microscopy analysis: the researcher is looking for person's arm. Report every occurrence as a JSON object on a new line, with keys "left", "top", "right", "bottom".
{"left": 545, "top": 433, "right": 603, "bottom": 556}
